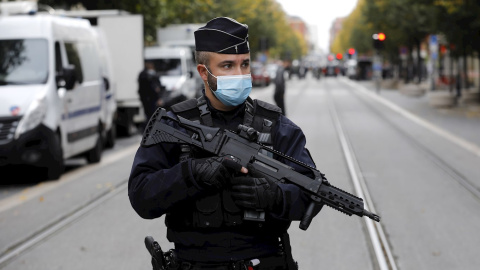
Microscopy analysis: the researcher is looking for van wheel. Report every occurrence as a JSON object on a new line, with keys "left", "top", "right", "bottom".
{"left": 104, "top": 124, "right": 116, "bottom": 149}
{"left": 86, "top": 128, "right": 103, "bottom": 163}
{"left": 47, "top": 133, "right": 64, "bottom": 180}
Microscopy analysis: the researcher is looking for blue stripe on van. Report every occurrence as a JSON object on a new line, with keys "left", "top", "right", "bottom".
{"left": 67, "top": 124, "right": 98, "bottom": 143}
{"left": 62, "top": 105, "right": 101, "bottom": 120}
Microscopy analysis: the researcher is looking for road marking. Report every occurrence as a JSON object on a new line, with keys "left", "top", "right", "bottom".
{"left": 327, "top": 88, "right": 398, "bottom": 270}
{"left": 342, "top": 78, "right": 480, "bottom": 158}
{"left": 0, "top": 144, "right": 138, "bottom": 213}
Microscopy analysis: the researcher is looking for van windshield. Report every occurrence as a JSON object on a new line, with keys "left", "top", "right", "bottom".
{"left": 150, "top": 58, "right": 182, "bottom": 76}
{"left": 0, "top": 39, "right": 48, "bottom": 85}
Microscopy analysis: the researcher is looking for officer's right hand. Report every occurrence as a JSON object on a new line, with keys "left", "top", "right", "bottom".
{"left": 191, "top": 156, "right": 246, "bottom": 190}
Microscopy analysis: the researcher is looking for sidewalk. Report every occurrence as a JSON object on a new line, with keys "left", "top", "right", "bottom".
{"left": 357, "top": 81, "right": 480, "bottom": 148}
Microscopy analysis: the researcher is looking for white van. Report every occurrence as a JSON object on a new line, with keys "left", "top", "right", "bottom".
{"left": 0, "top": 13, "right": 111, "bottom": 179}
{"left": 157, "top": 24, "right": 204, "bottom": 95}
{"left": 57, "top": 10, "right": 144, "bottom": 137}
{"left": 92, "top": 27, "right": 117, "bottom": 148}
{"left": 144, "top": 46, "right": 197, "bottom": 108}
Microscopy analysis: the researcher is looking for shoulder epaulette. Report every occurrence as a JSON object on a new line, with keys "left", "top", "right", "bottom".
{"left": 170, "top": 99, "right": 199, "bottom": 120}
{"left": 253, "top": 99, "right": 282, "bottom": 121}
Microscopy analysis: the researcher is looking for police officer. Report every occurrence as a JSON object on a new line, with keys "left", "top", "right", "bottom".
{"left": 138, "top": 61, "right": 163, "bottom": 121}
{"left": 129, "top": 17, "right": 317, "bottom": 270}
{"left": 274, "top": 60, "right": 286, "bottom": 116}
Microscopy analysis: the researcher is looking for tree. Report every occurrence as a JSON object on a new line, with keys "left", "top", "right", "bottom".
{"left": 38, "top": 0, "right": 162, "bottom": 43}
{"left": 435, "top": 0, "right": 480, "bottom": 91}
{"left": 36, "top": 0, "right": 307, "bottom": 60}
{"left": 331, "top": 0, "right": 373, "bottom": 56}
{"left": 362, "top": 0, "right": 438, "bottom": 83}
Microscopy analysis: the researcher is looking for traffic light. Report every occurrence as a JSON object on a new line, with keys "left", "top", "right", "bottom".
{"left": 440, "top": 45, "right": 447, "bottom": 55}
{"left": 378, "top": 32, "right": 386, "bottom": 41}
{"left": 336, "top": 53, "right": 343, "bottom": 60}
{"left": 372, "top": 32, "right": 386, "bottom": 50}
{"left": 347, "top": 48, "right": 355, "bottom": 58}
{"left": 259, "top": 37, "right": 269, "bottom": 51}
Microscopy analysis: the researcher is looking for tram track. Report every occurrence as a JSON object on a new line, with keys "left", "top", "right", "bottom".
{"left": 326, "top": 77, "right": 480, "bottom": 270}
{"left": 0, "top": 138, "right": 139, "bottom": 268}
{"left": 0, "top": 179, "right": 128, "bottom": 268}
{"left": 3, "top": 77, "right": 477, "bottom": 269}
{"left": 249, "top": 77, "right": 480, "bottom": 269}
{"left": 341, "top": 79, "right": 480, "bottom": 203}
{"left": 325, "top": 85, "right": 398, "bottom": 270}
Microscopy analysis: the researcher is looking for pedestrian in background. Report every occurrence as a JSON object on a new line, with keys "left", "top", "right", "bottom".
{"left": 137, "top": 61, "right": 163, "bottom": 122}
{"left": 274, "top": 60, "right": 286, "bottom": 115}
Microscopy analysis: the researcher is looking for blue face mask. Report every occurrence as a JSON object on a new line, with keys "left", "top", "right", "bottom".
{"left": 205, "top": 66, "right": 252, "bottom": 107}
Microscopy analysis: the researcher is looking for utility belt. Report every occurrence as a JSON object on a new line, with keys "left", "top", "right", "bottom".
{"left": 145, "top": 236, "right": 298, "bottom": 270}
{"left": 173, "top": 254, "right": 287, "bottom": 270}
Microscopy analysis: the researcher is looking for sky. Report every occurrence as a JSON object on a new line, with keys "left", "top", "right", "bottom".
{"left": 275, "top": 0, "right": 358, "bottom": 53}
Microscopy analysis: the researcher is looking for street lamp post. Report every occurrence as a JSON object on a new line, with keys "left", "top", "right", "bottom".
{"left": 372, "top": 33, "right": 386, "bottom": 93}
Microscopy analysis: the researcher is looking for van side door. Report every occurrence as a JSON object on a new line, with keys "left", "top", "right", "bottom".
{"left": 54, "top": 41, "right": 75, "bottom": 156}
{"left": 63, "top": 41, "right": 102, "bottom": 155}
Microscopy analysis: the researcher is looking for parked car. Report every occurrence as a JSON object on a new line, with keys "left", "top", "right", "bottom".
{"left": 288, "top": 59, "right": 307, "bottom": 79}
{"left": 324, "top": 60, "right": 341, "bottom": 77}
{"left": 251, "top": 62, "right": 270, "bottom": 87}
{"left": 266, "top": 63, "right": 279, "bottom": 81}
{"left": 345, "top": 59, "right": 358, "bottom": 79}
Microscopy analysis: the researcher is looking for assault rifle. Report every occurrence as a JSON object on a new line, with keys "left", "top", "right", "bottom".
{"left": 141, "top": 108, "right": 380, "bottom": 230}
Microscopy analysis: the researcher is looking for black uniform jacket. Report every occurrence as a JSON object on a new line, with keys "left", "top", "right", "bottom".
{"left": 128, "top": 95, "right": 317, "bottom": 262}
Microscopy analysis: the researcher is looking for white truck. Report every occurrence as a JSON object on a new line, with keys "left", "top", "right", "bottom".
{"left": 157, "top": 23, "right": 202, "bottom": 49}
{"left": 56, "top": 10, "right": 144, "bottom": 136}
{"left": 157, "top": 24, "right": 204, "bottom": 95}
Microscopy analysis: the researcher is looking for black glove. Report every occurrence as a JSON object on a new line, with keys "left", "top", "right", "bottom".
{"left": 191, "top": 156, "right": 240, "bottom": 189}
{"left": 230, "top": 175, "right": 283, "bottom": 213}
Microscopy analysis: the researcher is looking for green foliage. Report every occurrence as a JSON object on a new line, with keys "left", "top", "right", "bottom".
{"left": 331, "top": 0, "right": 374, "bottom": 55}
{"left": 37, "top": 0, "right": 307, "bottom": 60}
{"left": 434, "top": 0, "right": 480, "bottom": 55}
{"left": 38, "top": 0, "right": 161, "bottom": 44}
{"left": 333, "top": 0, "right": 480, "bottom": 59}
{"left": 362, "top": 0, "right": 438, "bottom": 56}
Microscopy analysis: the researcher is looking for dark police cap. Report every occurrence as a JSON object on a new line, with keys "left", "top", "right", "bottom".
{"left": 194, "top": 17, "right": 249, "bottom": 54}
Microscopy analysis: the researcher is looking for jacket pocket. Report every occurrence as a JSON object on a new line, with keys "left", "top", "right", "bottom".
{"left": 222, "top": 190, "right": 243, "bottom": 226}
{"left": 193, "top": 193, "right": 223, "bottom": 228}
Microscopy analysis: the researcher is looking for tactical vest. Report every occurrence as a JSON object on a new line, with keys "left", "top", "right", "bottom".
{"left": 165, "top": 95, "right": 287, "bottom": 232}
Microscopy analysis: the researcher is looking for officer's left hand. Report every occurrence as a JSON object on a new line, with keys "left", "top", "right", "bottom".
{"left": 230, "top": 165, "right": 283, "bottom": 213}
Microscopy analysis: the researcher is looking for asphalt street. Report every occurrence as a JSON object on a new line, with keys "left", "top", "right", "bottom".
{"left": 1, "top": 74, "right": 479, "bottom": 270}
